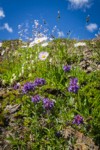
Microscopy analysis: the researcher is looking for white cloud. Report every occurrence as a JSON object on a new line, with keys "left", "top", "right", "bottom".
{"left": 67, "top": 0, "right": 92, "bottom": 9}
{"left": 0, "top": 23, "right": 13, "bottom": 33}
{"left": 4, "top": 23, "right": 13, "bottom": 32}
{"left": 58, "top": 31, "right": 64, "bottom": 37}
{"left": 0, "top": 8, "right": 5, "bottom": 18}
{"left": 86, "top": 23, "right": 98, "bottom": 32}
{"left": 0, "top": 8, "right": 13, "bottom": 33}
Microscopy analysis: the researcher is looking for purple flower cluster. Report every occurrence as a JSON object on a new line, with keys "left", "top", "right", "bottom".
{"left": 63, "top": 65, "right": 71, "bottom": 72}
{"left": 31, "top": 95, "right": 41, "bottom": 103}
{"left": 22, "top": 82, "right": 35, "bottom": 93}
{"left": 73, "top": 115, "right": 83, "bottom": 125}
{"left": 31, "top": 96, "right": 54, "bottom": 110}
{"left": 43, "top": 98, "right": 54, "bottom": 110}
{"left": 22, "top": 78, "right": 46, "bottom": 93}
{"left": 68, "top": 78, "right": 79, "bottom": 93}
{"left": 34, "top": 78, "right": 46, "bottom": 86}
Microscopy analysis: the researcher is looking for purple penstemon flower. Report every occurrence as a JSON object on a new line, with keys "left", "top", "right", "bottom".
{"left": 73, "top": 115, "right": 83, "bottom": 125}
{"left": 68, "top": 84, "right": 79, "bottom": 93}
{"left": 70, "top": 78, "right": 78, "bottom": 84}
{"left": 31, "top": 95, "right": 41, "bottom": 103}
{"left": 63, "top": 65, "right": 71, "bottom": 72}
{"left": 34, "top": 78, "right": 46, "bottom": 86}
{"left": 43, "top": 98, "right": 54, "bottom": 110}
{"left": 22, "top": 82, "right": 35, "bottom": 93}
{"left": 68, "top": 78, "right": 79, "bottom": 93}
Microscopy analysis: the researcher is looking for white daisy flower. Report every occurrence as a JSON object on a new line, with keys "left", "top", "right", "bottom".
{"left": 38, "top": 51, "right": 49, "bottom": 61}
{"left": 29, "top": 41, "right": 35, "bottom": 47}
{"left": 34, "top": 36, "right": 48, "bottom": 44}
{"left": 29, "top": 36, "right": 48, "bottom": 47}
{"left": 21, "top": 45, "right": 27, "bottom": 48}
{"left": 74, "top": 42, "right": 86, "bottom": 47}
{"left": 41, "top": 42, "right": 48, "bottom": 47}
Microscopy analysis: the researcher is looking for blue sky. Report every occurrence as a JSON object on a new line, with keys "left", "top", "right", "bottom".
{"left": 0, "top": 0, "right": 100, "bottom": 41}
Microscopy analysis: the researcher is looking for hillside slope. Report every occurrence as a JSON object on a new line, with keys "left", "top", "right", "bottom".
{"left": 0, "top": 39, "right": 100, "bottom": 149}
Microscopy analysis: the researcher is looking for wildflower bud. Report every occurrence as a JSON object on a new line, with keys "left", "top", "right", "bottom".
{"left": 12, "top": 73, "right": 16, "bottom": 77}
{"left": 13, "top": 75, "right": 16, "bottom": 80}
{"left": 28, "top": 73, "right": 32, "bottom": 77}
{"left": 19, "top": 73, "right": 22, "bottom": 77}
{"left": 2, "top": 80, "right": 6, "bottom": 84}
{"left": 30, "top": 54, "right": 32, "bottom": 59}
{"left": 49, "top": 58, "right": 52, "bottom": 63}
{"left": 21, "top": 69, "right": 24, "bottom": 74}
{"left": 10, "top": 78, "right": 14, "bottom": 84}
{"left": 28, "top": 67, "right": 31, "bottom": 70}
{"left": 31, "top": 60, "right": 34, "bottom": 64}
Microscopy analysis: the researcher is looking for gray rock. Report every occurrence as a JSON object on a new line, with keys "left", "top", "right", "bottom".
{"left": 4, "top": 104, "right": 21, "bottom": 114}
